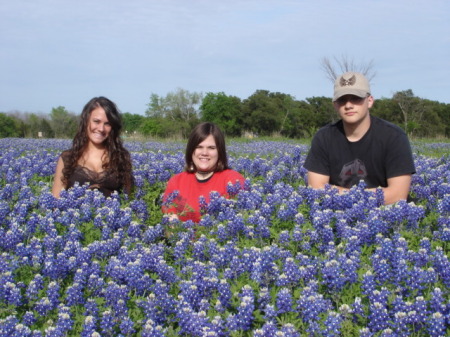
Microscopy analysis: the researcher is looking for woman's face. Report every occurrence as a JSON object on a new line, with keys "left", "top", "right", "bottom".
{"left": 87, "top": 107, "right": 111, "bottom": 146}
{"left": 192, "top": 134, "right": 219, "bottom": 172}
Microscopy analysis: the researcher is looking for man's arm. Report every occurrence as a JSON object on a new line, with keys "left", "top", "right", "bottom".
{"left": 376, "top": 174, "right": 412, "bottom": 205}
{"left": 307, "top": 171, "right": 412, "bottom": 205}
{"left": 307, "top": 171, "right": 330, "bottom": 189}
{"left": 307, "top": 171, "right": 347, "bottom": 193}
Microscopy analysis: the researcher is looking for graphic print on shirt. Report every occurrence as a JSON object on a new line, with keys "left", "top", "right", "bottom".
{"left": 338, "top": 158, "right": 367, "bottom": 188}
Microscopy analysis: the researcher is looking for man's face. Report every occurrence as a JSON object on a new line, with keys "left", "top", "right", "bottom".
{"left": 333, "top": 94, "right": 374, "bottom": 125}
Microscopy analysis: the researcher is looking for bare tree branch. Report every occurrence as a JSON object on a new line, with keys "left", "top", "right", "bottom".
{"left": 321, "top": 55, "right": 376, "bottom": 83}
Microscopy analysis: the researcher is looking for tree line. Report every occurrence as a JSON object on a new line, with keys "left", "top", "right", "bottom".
{"left": 1, "top": 88, "right": 449, "bottom": 139}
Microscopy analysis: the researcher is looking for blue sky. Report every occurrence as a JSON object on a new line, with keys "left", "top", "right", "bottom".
{"left": 1, "top": 0, "right": 449, "bottom": 115}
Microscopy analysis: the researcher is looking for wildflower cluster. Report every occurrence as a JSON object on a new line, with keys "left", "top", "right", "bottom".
{"left": 0, "top": 138, "right": 449, "bottom": 336}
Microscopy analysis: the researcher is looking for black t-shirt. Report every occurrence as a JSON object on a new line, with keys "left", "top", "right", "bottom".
{"left": 304, "top": 116, "right": 415, "bottom": 189}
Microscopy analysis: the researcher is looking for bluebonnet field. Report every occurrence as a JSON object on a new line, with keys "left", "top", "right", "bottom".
{"left": 1, "top": 138, "right": 449, "bottom": 337}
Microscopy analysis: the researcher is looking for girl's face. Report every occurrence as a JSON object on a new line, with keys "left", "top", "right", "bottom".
{"left": 192, "top": 134, "right": 218, "bottom": 172}
{"left": 87, "top": 107, "right": 111, "bottom": 146}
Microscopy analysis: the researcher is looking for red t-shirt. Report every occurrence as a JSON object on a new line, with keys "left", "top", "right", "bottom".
{"left": 162, "top": 170, "right": 245, "bottom": 222}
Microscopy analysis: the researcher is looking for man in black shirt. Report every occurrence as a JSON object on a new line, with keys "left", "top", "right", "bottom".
{"left": 304, "top": 72, "right": 415, "bottom": 204}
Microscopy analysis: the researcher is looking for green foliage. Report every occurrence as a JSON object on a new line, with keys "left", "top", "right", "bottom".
{"left": 40, "top": 118, "right": 55, "bottom": 138}
{"left": 141, "top": 181, "right": 166, "bottom": 224}
{"left": 305, "top": 96, "right": 336, "bottom": 128}
{"left": 50, "top": 106, "right": 78, "bottom": 138}
{"left": 144, "top": 88, "right": 203, "bottom": 138}
{"left": 241, "top": 90, "right": 296, "bottom": 136}
{"left": 370, "top": 97, "right": 402, "bottom": 124}
{"left": 382, "top": 90, "right": 449, "bottom": 138}
{"left": 139, "top": 117, "right": 167, "bottom": 137}
{"left": 26, "top": 113, "right": 43, "bottom": 138}
{"left": 200, "top": 92, "right": 244, "bottom": 136}
{"left": 121, "top": 112, "right": 145, "bottom": 135}
{"left": 6, "top": 87, "right": 450, "bottom": 140}
{"left": 3, "top": 139, "right": 450, "bottom": 336}
{"left": 434, "top": 101, "right": 450, "bottom": 137}
{"left": 145, "top": 88, "right": 203, "bottom": 122}
{"left": 0, "top": 113, "right": 21, "bottom": 138}
{"left": 139, "top": 116, "right": 199, "bottom": 139}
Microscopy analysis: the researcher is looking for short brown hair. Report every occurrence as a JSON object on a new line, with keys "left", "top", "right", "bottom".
{"left": 185, "top": 122, "right": 229, "bottom": 172}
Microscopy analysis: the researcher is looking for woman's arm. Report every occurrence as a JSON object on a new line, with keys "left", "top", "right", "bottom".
{"left": 52, "top": 156, "right": 65, "bottom": 198}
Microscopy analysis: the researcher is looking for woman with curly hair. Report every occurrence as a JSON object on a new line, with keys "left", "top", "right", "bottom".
{"left": 52, "top": 96, "right": 134, "bottom": 198}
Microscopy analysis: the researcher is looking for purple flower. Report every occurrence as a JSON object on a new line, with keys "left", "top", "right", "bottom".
{"left": 141, "top": 319, "right": 165, "bottom": 337}
{"left": 281, "top": 323, "right": 301, "bottom": 337}
{"left": 392, "top": 311, "right": 409, "bottom": 336}
{"left": 321, "top": 259, "right": 346, "bottom": 292}
{"left": 322, "top": 311, "right": 343, "bottom": 337}
{"left": 227, "top": 286, "right": 255, "bottom": 332}
{"left": 25, "top": 274, "right": 44, "bottom": 302}
{"left": 427, "top": 312, "right": 446, "bottom": 337}
{"left": 119, "top": 317, "right": 135, "bottom": 336}
{"left": 352, "top": 297, "right": 365, "bottom": 322}
{"left": 100, "top": 310, "right": 115, "bottom": 333}
{"left": 65, "top": 282, "right": 85, "bottom": 307}
{"left": 362, "top": 271, "right": 376, "bottom": 296}
{"left": 276, "top": 288, "right": 293, "bottom": 315}
{"left": 34, "top": 297, "right": 52, "bottom": 316}
{"left": 54, "top": 309, "right": 73, "bottom": 336}
{"left": 21, "top": 311, "right": 36, "bottom": 327}
{"left": 368, "top": 302, "right": 389, "bottom": 332}
{"left": 297, "top": 289, "right": 331, "bottom": 323}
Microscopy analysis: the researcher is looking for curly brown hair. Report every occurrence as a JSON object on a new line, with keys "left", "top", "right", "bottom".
{"left": 62, "top": 97, "right": 134, "bottom": 194}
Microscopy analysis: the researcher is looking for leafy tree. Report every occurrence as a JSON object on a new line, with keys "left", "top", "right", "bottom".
{"left": 139, "top": 117, "right": 193, "bottom": 139}
{"left": 139, "top": 117, "right": 167, "bottom": 137}
{"left": 0, "top": 113, "right": 20, "bottom": 138}
{"left": 242, "top": 90, "right": 294, "bottom": 136}
{"left": 305, "top": 96, "right": 336, "bottom": 128}
{"left": 200, "top": 92, "right": 243, "bottom": 136}
{"left": 282, "top": 100, "right": 318, "bottom": 138}
{"left": 146, "top": 88, "right": 203, "bottom": 122}
{"left": 146, "top": 93, "right": 169, "bottom": 118}
{"left": 122, "top": 112, "right": 146, "bottom": 134}
{"left": 373, "top": 93, "right": 445, "bottom": 138}
{"left": 370, "top": 97, "right": 402, "bottom": 125}
{"left": 26, "top": 113, "right": 42, "bottom": 138}
{"left": 13, "top": 118, "right": 26, "bottom": 137}
{"left": 392, "top": 90, "right": 437, "bottom": 137}
{"left": 434, "top": 102, "right": 450, "bottom": 137}
{"left": 415, "top": 99, "right": 445, "bottom": 138}
{"left": 50, "top": 106, "right": 78, "bottom": 138}
{"left": 24, "top": 113, "right": 55, "bottom": 138}
{"left": 40, "top": 118, "right": 54, "bottom": 138}
{"left": 278, "top": 95, "right": 296, "bottom": 135}
{"left": 145, "top": 88, "right": 203, "bottom": 137}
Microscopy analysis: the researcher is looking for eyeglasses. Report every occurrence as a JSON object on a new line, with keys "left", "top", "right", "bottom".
{"left": 335, "top": 95, "right": 368, "bottom": 105}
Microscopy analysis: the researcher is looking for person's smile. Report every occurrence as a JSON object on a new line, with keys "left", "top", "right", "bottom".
{"left": 192, "top": 134, "right": 218, "bottom": 172}
{"left": 87, "top": 107, "right": 111, "bottom": 145}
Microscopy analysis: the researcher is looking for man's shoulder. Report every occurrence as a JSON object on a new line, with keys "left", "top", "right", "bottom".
{"left": 313, "top": 120, "right": 344, "bottom": 139}
{"left": 371, "top": 116, "right": 406, "bottom": 135}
